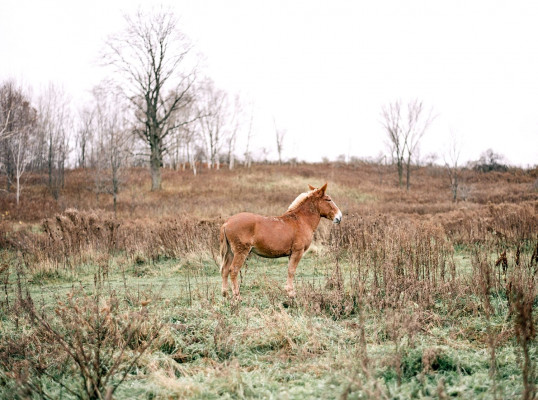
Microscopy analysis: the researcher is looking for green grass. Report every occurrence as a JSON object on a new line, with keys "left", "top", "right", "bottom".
{"left": 0, "top": 248, "right": 535, "bottom": 399}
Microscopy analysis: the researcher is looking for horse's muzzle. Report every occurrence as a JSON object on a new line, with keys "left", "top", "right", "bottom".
{"left": 333, "top": 211, "right": 342, "bottom": 224}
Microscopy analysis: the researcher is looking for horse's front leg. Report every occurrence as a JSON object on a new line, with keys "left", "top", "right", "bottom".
{"left": 230, "top": 252, "right": 248, "bottom": 300}
{"left": 285, "top": 250, "right": 304, "bottom": 298}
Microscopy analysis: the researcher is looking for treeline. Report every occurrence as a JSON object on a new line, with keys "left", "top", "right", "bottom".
{"left": 0, "top": 9, "right": 259, "bottom": 205}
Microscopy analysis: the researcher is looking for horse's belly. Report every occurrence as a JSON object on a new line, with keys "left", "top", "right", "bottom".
{"left": 251, "top": 245, "right": 290, "bottom": 259}
{"left": 252, "top": 224, "right": 294, "bottom": 258}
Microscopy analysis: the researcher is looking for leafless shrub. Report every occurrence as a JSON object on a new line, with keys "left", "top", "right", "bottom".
{"left": 506, "top": 244, "right": 537, "bottom": 400}
{"left": 0, "top": 266, "right": 162, "bottom": 399}
{"left": 439, "top": 201, "right": 537, "bottom": 246}
{"left": 117, "top": 216, "right": 221, "bottom": 263}
{"left": 41, "top": 208, "right": 120, "bottom": 268}
{"left": 330, "top": 214, "right": 454, "bottom": 312}
{"left": 472, "top": 249, "right": 500, "bottom": 381}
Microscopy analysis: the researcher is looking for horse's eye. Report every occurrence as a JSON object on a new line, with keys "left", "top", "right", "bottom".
{"left": 325, "top": 198, "right": 331, "bottom": 201}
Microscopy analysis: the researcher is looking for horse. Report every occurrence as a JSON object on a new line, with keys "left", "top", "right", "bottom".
{"left": 219, "top": 182, "right": 342, "bottom": 300}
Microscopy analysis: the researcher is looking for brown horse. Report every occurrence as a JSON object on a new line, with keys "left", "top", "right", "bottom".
{"left": 219, "top": 183, "right": 342, "bottom": 300}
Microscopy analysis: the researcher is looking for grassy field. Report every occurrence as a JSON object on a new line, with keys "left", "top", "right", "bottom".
{"left": 0, "top": 163, "right": 537, "bottom": 399}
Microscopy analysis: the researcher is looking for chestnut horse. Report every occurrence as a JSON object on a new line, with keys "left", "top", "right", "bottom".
{"left": 219, "top": 183, "right": 342, "bottom": 300}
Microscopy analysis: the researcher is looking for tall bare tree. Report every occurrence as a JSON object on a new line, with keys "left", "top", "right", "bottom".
{"left": 381, "top": 101, "right": 405, "bottom": 188}
{"left": 10, "top": 117, "right": 35, "bottom": 206}
{"left": 243, "top": 106, "right": 255, "bottom": 170}
{"left": 0, "top": 81, "right": 19, "bottom": 191}
{"left": 444, "top": 130, "right": 462, "bottom": 202}
{"left": 0, "top": 80, "right": 37, "bottom": 204}
{"left": 93, "top": 84, "right": 133, "bottom": 214}
{"left": 180, "top": 109, "right": 199, "bottom": 175}
{"left": 226, "top": 95, "right": 242, "bottom": 170}
{"left": 273, "top": 117, "right": 286, "bottom": 165}
{"left": 105, "top": 8, "right": 196, "bottom": 190}
{"left": 197, "top": 79, "right": 226, "bottom": 170}
{"left": 76, "top": 107, "right": 95, "bottom": 169}
{"left": 381, "top": 99, "right": 434, "bottom": 190}
{"left": 36, "top": 83, "right": 71, "bottom": 199}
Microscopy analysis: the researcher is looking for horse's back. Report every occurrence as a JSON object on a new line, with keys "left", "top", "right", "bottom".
{"left": 224, "top": 212, "right": 259, "bottom": 230}
{"left": 222, "top": 213, "right": 259, "bottom": 243}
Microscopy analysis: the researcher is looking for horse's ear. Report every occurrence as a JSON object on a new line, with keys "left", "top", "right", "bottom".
{"left": 320, "top": 182, "right": 328, "bottom": 195}
{"left": 308, "top": 184, "right": 316, "bottom": 191}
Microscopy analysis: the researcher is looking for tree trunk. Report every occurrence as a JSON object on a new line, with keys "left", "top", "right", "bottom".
{"left": 48, "top": 137, "right": 53, "bottom": 189}
{"left": 149, "top": 130, "right": 163, "bottom": 190}
{"left": 150, "top": 151, "right": 162, "bottom": 190}
{"left": 5, "top": 154, "right": 13, "bottom": 192}
{"left": 452, "top": 173, "right": 458, "bottom": 202}
{"left": 405, "top": 154, "right": 411, "bottom": 191}
{"left": 397, "top": 157, "right": 403, "bottom": 188}
{"left": 15, "top": 174, "right": 20, "bottom": 206}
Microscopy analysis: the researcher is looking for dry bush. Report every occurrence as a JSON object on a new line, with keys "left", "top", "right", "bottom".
{"left": 330, "top": 214, "right": 454, "bottom": 311}
{"left": 436, "top": 201, "right": 537, "bottom": 245}
{"left": 7, "top": 209, "right": 222, "bottom": 272}
{"left": 0, "top": 267, "right": 162, "bottom": 399}
{"left": 117, "top": 216, "right": 221, "bottom": 263}
{"left": 505, "top": 245, "right": 537, "bottom": 400}
{"left": 41, "top": 208, "right": 120, "bottom": 266}
{"left": 296, "top": 273, "right": 357, "bottom": 320}
{"left": 471, "top": 248, "right": 502, "bottom": 380}
{"left": 240, "top": 308, "right": 327, "bottom": 359}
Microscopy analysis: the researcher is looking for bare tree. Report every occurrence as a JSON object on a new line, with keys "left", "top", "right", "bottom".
{"left": 36, "top": 83, "right": 71, "bottom": 199}
{"left": 243, "top": 105, "right": 255, "bottom": 170}
{"left": 381, "top": 101, "right": 405, "bottom": 187}
{"left": 273, "top": 117, "right": 286, "bottom": 165}
{"left": 444, "top": 130, "right": 462, "bottom": 202}
{"left": 197, "top": 79, "right": 226, "bottom": 170}
{"left": 162, "top": 99, "right": 199, "bottom": 174}
{"left": 227, "top": 125, "right": 237, "bottom": 170}
{"left": 105, "top": 8, "right": 197, "bottom": 190}
{"left": 182, "top": 118, "right": 199, "bottom": 175}
{"left": 93, "top": 83, "right": 133, "bottom": 215}
{"left": 76, "top": 107, "right": 95, "bottom": 168}
{"left": 380, "top": 99, "right": 434, "bottom": 190}
{"left": 10, "top": 118, "right": 36, "bottom": 206}
{"left": 0, "top": 81, "right": 37, "bottom": 204}
{"left": 0, "top": 110, "right": 10, "bottom": 138}
{"left": 226, "top": 95, "right": 242, "bottom": 171}
{"left": 0, "top": 81, "right": 18, "bottom": 191}
{"left": 403, "top": 100, "right": 434, "bottom": 190}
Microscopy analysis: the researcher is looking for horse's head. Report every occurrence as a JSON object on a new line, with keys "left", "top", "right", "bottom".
{"left": 309, "top": 183, "right": 342, "bottom": 224}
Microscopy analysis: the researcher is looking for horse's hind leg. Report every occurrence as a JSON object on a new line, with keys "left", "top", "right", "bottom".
{"left": 221, "top": 251, "right": 233, "bottom": 297}
{"left": 230, "top": 251, "right": 248, "bottom": 300}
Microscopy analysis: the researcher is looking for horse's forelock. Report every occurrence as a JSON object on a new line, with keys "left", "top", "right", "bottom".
{"left": 287, "top": 190, "right": 316, "bottom": 211}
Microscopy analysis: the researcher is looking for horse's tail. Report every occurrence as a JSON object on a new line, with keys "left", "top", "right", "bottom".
{"left": 219, "top": 224, "right": 231, "bottom": 273}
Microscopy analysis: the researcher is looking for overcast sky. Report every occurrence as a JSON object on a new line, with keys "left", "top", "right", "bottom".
{"left": 1, "top": 0, "right": 537, "bottom": 166}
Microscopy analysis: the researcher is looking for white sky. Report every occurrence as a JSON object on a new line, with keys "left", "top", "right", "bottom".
{"left": 1, "top": 0, "right": 537, "bottom": 166}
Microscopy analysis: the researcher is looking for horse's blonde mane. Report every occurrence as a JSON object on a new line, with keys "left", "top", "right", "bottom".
{"left": 287, "top": 190, "right": 316, "bottom": 211}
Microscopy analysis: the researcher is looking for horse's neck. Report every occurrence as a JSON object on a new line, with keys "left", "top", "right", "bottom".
{"left": 291, "top": 202, "right": 321, "bottom": 231}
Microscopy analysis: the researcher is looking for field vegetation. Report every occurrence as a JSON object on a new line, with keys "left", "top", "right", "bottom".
{"left": 0, "top": 162, "right": 537, "bottom": 399}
